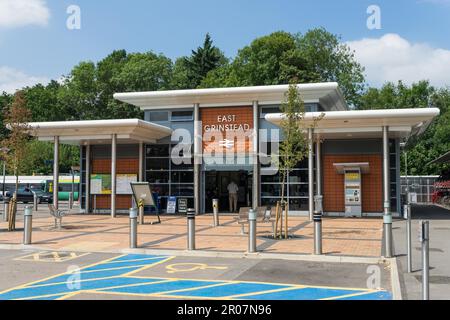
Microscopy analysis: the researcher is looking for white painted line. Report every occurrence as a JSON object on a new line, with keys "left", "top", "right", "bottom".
{"left": 389, "top": 257, "right": 402, "bottom": 300}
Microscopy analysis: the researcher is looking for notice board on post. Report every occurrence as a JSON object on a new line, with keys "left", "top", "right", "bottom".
{"left": 90, "top": 174, "right": 137, "bottom": 195}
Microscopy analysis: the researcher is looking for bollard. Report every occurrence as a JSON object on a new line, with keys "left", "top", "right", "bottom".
{"left": 68, "top": 192, "right": 74, "bottom": 209}
{"left": 383, "top": 210, "right": 393, "bottom": 258}
{"left": 23, "top": 206, "right": 33, "bottom": 245}
{"left": 3, "top": 197, "right": 9, "bottom": 222}
{"left": 248, "top": 208, "right": 257, "bottom": 253}
{"left": 212, "top": 198, "right": 219, "bottom": 227}
{"left": 420, "top": 220, "right": 430, "bottom": 300}
{"left": 187, "top": 208, "right": 195, "bottom": 250}
{"left": 404, "top": 204, "right": 412, "bottom": 273}
{"left": 313, "top": 210, "right": 322, "bottom": 255}
{"left": 129, "top": 207, "right": 138, "bottom": 248}
{"left": 33, "top": 192, "right": 38, "bottom": 211}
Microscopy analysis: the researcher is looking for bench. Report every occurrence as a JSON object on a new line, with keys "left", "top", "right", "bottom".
{"left": 48, "top": 203, "right": 69, "bottom": 229}
{"left": 237, "top": 206, "right": 275, "bottom": 236}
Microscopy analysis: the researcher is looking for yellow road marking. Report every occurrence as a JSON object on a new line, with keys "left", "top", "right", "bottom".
{"left": 0, "top": 254, "right": 126, "bottom": 295}
{"left": 121, "top": 256, "right": 176, "bottom": 277}
{"left": 226, "top": 285, "right": 306, "bottom": 299}
{"left": 14, "top": 251, "right": 90, "bottom": 263}
{"left": 155, "top": 281, "right": 234, "bottom": 296}
{"left": 166, "top": 263, "right": 228, "bottom": 274}
{"left": 320, "top": 290, "right": 378, "bottom": 300}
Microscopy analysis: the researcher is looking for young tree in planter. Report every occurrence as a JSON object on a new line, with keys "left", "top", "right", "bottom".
{"left": 276, "top": 83, "right": 323, "bottom": 239}
{"left": 2, "top": 91, "right": 32, "bottom": 231}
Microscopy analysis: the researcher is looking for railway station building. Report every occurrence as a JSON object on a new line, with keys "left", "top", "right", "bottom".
{"left": 27, "top": 83, "right": 440, "bottom": 218}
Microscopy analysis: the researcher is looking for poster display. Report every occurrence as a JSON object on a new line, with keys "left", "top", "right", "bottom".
{"left": 90, "top": 174, "right": 137, "bottom": 195}
{"left": 166, "top": 196, "right": 177, "bottom": 214}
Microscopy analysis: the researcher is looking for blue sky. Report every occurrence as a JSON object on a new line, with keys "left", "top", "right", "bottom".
{"left": 1, "top": 0, "right": 450, "bottom": 92}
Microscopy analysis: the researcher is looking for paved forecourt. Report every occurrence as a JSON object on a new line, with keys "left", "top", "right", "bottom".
{"left": 0, "top": 249, "right": 392, "bottom": 300}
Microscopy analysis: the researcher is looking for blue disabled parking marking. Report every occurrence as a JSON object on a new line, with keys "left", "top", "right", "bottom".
{"left": 0, "top": 253, "right": 393, "bottom": 300}
{"left": 174, "top": 282, "right": 290, "bottom": 298}
{"left": 236, "top": 287, "right": 364, "bottom": 300}
{"left": 99, "top": 279, "right": 219, "bottom": 295}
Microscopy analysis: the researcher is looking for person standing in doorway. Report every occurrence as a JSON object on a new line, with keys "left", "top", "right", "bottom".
{"left": 227, "top": 180, "right": 239, "bottom": 213}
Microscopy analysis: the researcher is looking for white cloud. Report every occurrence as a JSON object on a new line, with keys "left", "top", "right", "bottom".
{"left": 347, "top": 33, "right": 450, "bottom": 88}
{"left": 0, "top": 66, "right": 49, "bottom": 93}
{"left": 0, "top": 0, "right": 50, "bottom": 28}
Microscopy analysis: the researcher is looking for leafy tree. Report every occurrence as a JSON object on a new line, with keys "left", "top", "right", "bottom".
{"left": 171, "top": 33, "right": 227, "bottom": 89}
{"left": 2, "top": 91, "right": 32, "bottom": 230}
{"left": 357, "top": 81, "right": 450, "bottom": 175}
{"left": 200, "top": 29, "right": 365, "bottom": 106}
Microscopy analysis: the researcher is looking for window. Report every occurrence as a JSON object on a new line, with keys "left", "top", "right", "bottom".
{"left": 171, "top": 111, "right": 193, "bottom": 121}
{"left": 149, "top": 111, "right": 168, "bottom": 122}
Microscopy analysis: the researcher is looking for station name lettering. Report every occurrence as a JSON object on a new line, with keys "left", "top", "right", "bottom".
{"left": 203, "top": 114, "right": 251, "bottom": 132}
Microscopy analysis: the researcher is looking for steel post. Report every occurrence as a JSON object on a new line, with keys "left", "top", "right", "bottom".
{"left": 23, "top": 206, "right": 33, "bottom": 245}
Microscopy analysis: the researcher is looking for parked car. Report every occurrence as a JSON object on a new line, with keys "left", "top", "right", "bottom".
{"left": 32, "top": 189, "right": 53, "bottom": 204}
{"left": 4, "top": 188, "right": 53, "bottom": 204}
{"left": 5, "top": 188, "right": 34, "bottom": 203}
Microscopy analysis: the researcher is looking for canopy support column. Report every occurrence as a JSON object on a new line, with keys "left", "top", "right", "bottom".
{"left": 194, "top": 103, "right": 201, "bottom": 214}
{"left": 111, "top": 134, "right": 117, "bottom": 218}
{"left": 138, "top": 141, "right": 144, "bottom": 181}
{"left": 308, "top": 128, "right": 314, "bottom": 221}
{"left": 252, "top": 100, "right": 260, "bottom": 208}
{"left": 53, "top": 136, "right": 59, "bottom": 209}
{"left": 85, "top": 144, "right": 90, "bottom": 213}
{"left": 383, "top": 126, "right": 393, "bottom": 257}
{"left": 315, "top": 138, "right": 322, "bottom": 197}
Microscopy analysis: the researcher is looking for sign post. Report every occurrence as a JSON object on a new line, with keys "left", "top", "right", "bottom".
{"left": 130, "top": 182, "right": 160, "bottom": 225}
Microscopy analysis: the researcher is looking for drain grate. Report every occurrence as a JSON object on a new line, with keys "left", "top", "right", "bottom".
{"left": 259, "top": 234, "right": 305, "bottom": 240}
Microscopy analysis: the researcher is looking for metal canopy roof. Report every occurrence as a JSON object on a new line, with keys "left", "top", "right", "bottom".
{"left": 114, "top": 82, "right": 348, "bottom": 111}
{"left": 26, "top": 119, "right": 172, "bottom": 145}
{"left": 264, "top": 108, "right": 440, "bottom": 140}
{"left": 333, "top": 162, "right": 370, "bottom": 174}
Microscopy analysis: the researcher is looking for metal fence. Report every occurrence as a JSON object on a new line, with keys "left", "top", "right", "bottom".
{"left": 400, "top": 176, "right": 439, "bottom": 204}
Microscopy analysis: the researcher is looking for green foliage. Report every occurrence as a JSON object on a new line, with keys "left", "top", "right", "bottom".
{"left": 200, "top": 29, "right": 365, "bottom": 105}
{"left": 171, "top": 33, "right": 227, "bottom": 89}
{"left": 357, "top": 81, "right": 450, "bottom": 175}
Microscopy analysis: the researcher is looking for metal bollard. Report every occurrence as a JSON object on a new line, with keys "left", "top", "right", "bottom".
{"left": 248, "top": 208, "right": 257, "bottom": 253}
{"left": 3, "top": 198, "right": 9, "bottom": 222}
{"left": 212, "top": 198, "right": 219, "bottom": 227}
{"left": 68, "top": 192, "right": 74, "bottom": 209}
{"left": 383, "top": 211, "right": 393, "bottom": 258}
{"left": 420, "top": 220, "right": 430, "bottom": 300}
{"left": 404, "top": 204, "right": 412, "bottom": 273}
{"left": 313, "top": 210, "right": 322, "bottom": 255}
{"left": 139, "top": 205, "right": 144, "bottom": 225}
{"left": 33, "top": 192, "right": 38, "bottom": 211}
{"left": 23, "top": 206, "right": 33, "bottom": 245}
{"left": 129, "top": 207, "right": 138, "bottom": 248}
{"left": 187, "top": 208, "right": 195, "bottom": 250}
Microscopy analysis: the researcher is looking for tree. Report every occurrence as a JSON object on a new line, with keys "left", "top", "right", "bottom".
{"left": 171, "top": 33, "right": 227, "bottom": 89}
{"left": 275, "top": 82, "right": 323, "bottom": 238}
{"left": 2, "top": 91, "right": 32, "bottom": 231}
{"left": 200, "top": 29, "right": 365, "bottom": 106}
{"left": 357, "top": 81, "right": 450, "bottom": 175}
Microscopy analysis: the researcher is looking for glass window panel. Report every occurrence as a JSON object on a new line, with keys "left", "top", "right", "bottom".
{"left": 261, "top": 184, "right": 282, "bottom": 197}
{"left": 289, "top": 184, "right": 309, "bottom": 197}
{"left": 146, "top": 158, "right": 169, "bottom": 170}
{"left": 146, "top": 145, "right": 169, "bottom": 157}
{"left": 172, "top": 184, "right": 194, "bottom": 197}
{"left": 151, "top": 184, "right": 169, "bottom": 196}
{"left": 289, "top": 198, "right": 308, "bottom": 211}
{"left": 171, "top": 171, "right": 193, "bottom": 183}
{"left": 146, "top": 171, "right": 169, "bottom": 183}
{"left": 171, "top": 111, "right": 193, "bottom": 121}
{"left": 289, "top": 170, "right": 308, "bottom": 183}
{"left": 149, "top": 111, "right": 168, "bottom": 122}
{"left": 261, "top": 198, "right": 281, "bottom": 207}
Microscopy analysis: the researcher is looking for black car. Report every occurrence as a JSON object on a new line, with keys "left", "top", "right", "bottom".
{"left": 5, "top": 188, "right": 53, "bottom": 204}
{"left": 5, "top": 188, "right": 34, "bottom": 203}
{"left": 32, "top": 189, "right": 53, "bottom": 203}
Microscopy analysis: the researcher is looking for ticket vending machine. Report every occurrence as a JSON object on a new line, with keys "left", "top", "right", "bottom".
{"left": 333, "top": 162, "right": 370, "bottom": 218}
{"left": 344, "top": 169, "right": 362, "bottom": 217}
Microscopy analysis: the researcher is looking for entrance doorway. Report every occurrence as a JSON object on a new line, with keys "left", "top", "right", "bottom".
{"left": 204, "top": 171, "right": 251, "bottom": 213}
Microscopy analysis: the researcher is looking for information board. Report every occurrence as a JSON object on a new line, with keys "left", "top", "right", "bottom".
{"left": 177, "top": 198, "right": 188, "bottom": 213}
{"left": 167, "top": 196, "right": 177, "bottom": 214}
{"left": 90, "top": 174, "right": 137, "bottom": 195}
